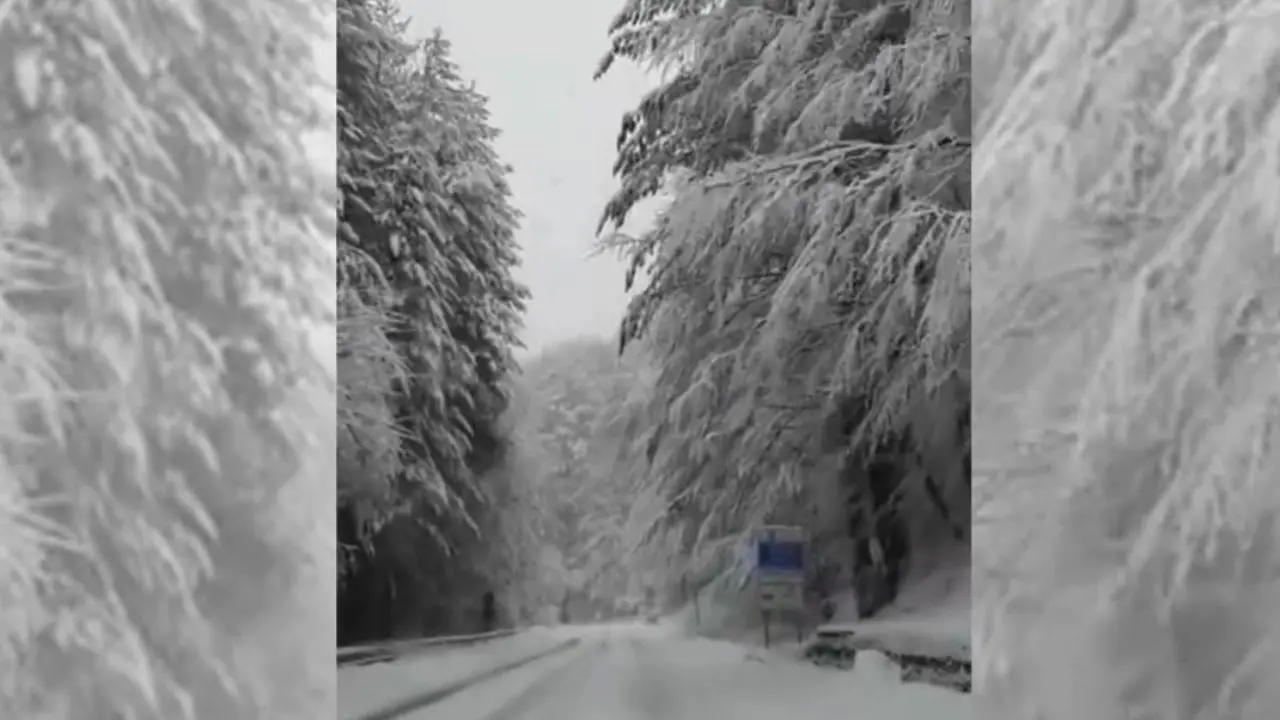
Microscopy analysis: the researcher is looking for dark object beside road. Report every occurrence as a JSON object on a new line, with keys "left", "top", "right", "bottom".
{"left": 803, "top": 629, "right": 970, "bottom": 694}
{"left": 482, "top": 591, "right": 497, "bottom": 633}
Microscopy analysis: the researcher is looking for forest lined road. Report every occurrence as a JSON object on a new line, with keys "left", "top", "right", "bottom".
{"left": 342, "top": 623, "right": 968, "bottom": 720}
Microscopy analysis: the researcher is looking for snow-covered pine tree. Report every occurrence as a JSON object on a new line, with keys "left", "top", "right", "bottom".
{"left": 337, "top": 0, "right": 416, "bottom": 568}
{"left": 512, "top": 338, "right": 648, "bottom": 617}
{"left": 598, "top": 0, "right": 970, "bottom": 612}
{"left": 1, "top": 1, "right": 335, "bottom": 718}
{"left": 976, "top": 1, "right": 1280, "bottom": 718}
{"left": 336, "top": 0, "right": 530, "bottom": 641}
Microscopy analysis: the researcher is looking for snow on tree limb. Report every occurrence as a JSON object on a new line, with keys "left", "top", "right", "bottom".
{"left": 976, "top": 0, "right": 1280, "bottom": 717}
{"left": 2, "top": 0, "right": 336, "bottom": 717}
{"left": 598, "top": 0, "right": 970, "bottom": 567}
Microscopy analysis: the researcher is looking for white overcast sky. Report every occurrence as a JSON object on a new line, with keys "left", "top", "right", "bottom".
{"left": 403, "top": 0, "right": 661, "bottom": 357}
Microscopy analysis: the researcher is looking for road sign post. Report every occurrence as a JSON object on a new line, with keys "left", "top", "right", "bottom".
{"left": 752, "top": 526, "right": 806, "bottom": 648}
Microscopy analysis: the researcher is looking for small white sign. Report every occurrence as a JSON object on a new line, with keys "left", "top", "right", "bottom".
{"left": 758, "top": 579, "right": 803, "bottom": 611}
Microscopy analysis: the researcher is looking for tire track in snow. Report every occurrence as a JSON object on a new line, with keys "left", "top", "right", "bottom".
{"left": 481, "top": 637, "right": 610, "bottom": 720}
{"left": 625, "top": 636, "right": 683, "bottom": 719}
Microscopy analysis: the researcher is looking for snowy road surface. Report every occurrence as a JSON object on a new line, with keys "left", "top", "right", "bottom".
{"left": 338, "top": 626, "right": 580, "bottom": 719}
{"left": 341, "top": 622, "right": 970, "bottom": 720}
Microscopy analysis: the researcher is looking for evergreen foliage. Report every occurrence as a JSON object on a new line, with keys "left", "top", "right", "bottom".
{"left": 336, "top": 0, "right": 531, "bottom": 642}
{"left": 596, "top": 0, "right": 971, "bottom": 612}
{"left": 976, "top": 1, "right": 1280, "bottom": 717}
{"left": 512, "top": 337, "right": 648, "bottom": 618}
{"left": 1, "top": 1, "right": 336, "bottom": 718}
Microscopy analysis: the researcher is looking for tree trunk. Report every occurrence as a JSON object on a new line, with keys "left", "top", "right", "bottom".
{"left": 844, "top": 449, "right": 910, "bottom": 619}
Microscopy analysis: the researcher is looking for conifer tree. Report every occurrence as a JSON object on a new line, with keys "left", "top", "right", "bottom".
{"left": 1, "top": 1, "right": 336, "bottom": 717}
{"left": 976, "top": 1, "right": 1280, "bottom": 717}
{"left": 336, "top": 0, "right": 530, "bottom": 640}
{"left": 598, "top": 0, "right": 971, "bottom": 612}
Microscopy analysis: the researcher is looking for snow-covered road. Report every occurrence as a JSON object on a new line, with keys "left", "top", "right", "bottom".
{"left": 342, "top": 622, "right": 970, "bottom": 720}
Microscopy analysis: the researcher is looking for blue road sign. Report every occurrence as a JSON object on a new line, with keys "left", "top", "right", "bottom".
{"left": 751, "top": 528, "right": 806, "bottom": 616}
{"left": 756, "top": 539, "right": 804, "bottom": 573}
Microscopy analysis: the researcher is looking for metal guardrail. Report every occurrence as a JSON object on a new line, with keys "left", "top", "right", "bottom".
{"left": 338, "top": 628, "right": 519, "bottom": 667}
{"left": 349, "top": 637, "right": 582, "bottom": 720}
